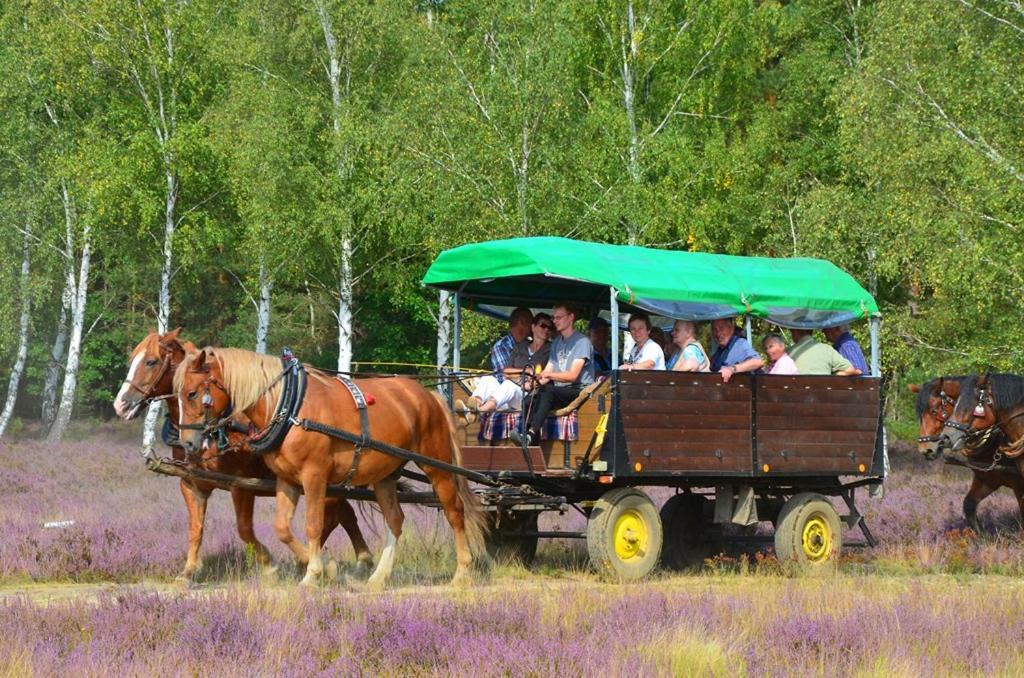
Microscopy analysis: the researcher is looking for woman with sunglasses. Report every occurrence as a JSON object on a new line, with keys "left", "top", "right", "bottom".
{"left": 456, "top": 313, "right": 554, "bottom": 422}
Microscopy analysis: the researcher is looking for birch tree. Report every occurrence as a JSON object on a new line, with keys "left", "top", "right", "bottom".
{"left": 306, "top": 0, "right": 418, "bottom": 372}
{"left": 414, "top": 0, "right": 575, "bottom": 239}
{"left": 0, "top": 221, "right": 32, "bottom": 440}
{"left": 63, "top": 0, "right": 223, "bottom": 442}
{"left": 579, "top": 1, "right": 742, "bottom": 246}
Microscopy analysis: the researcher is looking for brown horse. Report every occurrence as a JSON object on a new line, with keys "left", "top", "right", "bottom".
{"left": 911, "top": 377, "right": 1024, "bottom": 531}
{"left": 174, "top": 347, "right": 488, "bottom": 588}
{"left": 113, "top": 329, "right": 373, "bottom": 581}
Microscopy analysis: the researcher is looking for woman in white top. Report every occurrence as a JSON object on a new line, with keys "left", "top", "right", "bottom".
{"left": 667, "top": 320, "right": 710, "bottom": 372}
{"left": 763, "top": 332, "right": 798, "bottom": 375}
{"left": 623, "top": 312, "right": 666, "bottom": 371}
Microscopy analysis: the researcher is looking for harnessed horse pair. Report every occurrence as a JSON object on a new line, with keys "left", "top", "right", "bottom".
{"left": 114, "top": 330, "right": 373, "bottom": 583}
{"left": 173, "top": 346, "right": 488, "bottom": 588}
{"left": 913, "top": 375, "right": 1024, "bottom": 532}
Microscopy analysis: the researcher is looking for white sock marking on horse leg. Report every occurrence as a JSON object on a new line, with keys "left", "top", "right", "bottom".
{"left": 367, "top": 530, "right": 398, "bottom": 587}
{"left": 114, "top": 353, "right": 143, "bottom": 417}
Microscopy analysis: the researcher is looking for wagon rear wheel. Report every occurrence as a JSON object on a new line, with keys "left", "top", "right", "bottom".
{"left": 774, "top": 493, "right": 842, "bottom": 569}
{"left": 587, "top": 488, "right": 662, "bottom": 580}
{"left": 485, "top": 510, "right": 539, "bottom": 565}
{"left": 660, "top": 494, "right": 722, "bottom": 571}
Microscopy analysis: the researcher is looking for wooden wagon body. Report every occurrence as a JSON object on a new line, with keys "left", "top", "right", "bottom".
{"left": 425, "top": 237, "right": 886, "bottom": 577}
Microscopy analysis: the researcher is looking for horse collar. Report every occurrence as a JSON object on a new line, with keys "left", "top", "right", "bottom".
{"left": 247, "top": 356, "right": 307, "bottom": 454}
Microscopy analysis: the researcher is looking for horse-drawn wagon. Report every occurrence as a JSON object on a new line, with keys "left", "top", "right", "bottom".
{"left": 135, "top": 237, "right": 886, "bottom": 583}
{"left": 423, "top": 237, "right": 886, "bottom": 579}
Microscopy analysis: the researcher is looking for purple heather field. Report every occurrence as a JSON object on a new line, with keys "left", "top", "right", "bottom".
{"left": 3, "top": 424, "right": 1024, "bottom": 675}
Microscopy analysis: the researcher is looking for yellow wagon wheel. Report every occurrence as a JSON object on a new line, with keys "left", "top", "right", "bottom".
{"left": 587, "top": 488, "right": 663, "bottom": 581}
{"left": 774, "top": 492, "right": 842, "bottom": 570}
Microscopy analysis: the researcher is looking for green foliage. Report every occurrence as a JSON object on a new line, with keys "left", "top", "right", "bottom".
{"left": 0, "top": 0, "right": 1021, "bottom": 420}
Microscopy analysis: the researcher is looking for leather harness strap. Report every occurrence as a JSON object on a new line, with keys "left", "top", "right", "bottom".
{"left": 334, "top": 376, "right": 372, "bottom": 488}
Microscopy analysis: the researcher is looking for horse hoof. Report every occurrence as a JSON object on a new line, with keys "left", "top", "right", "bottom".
{"left": 259, "top": 565, "right": 279, "bottom": 581}
{"left": 173, "top": 574, "right": 196, "bottom": 589}
{"left": 450, "top": 572, "right": 474, "bottom": 588}
{"left": 300, "top": 571, "right": 323, "bottom": 587}
{"left": 365, "top": 576, "right": 387, "bottom": 592}
{"left": 325, "top": 559, "right": 339, "bottom": 581}
{"left": 353, "top": 558, "right": 374, "bottom": 579}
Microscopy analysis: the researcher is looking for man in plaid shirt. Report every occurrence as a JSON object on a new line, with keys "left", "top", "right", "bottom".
{"left": 490, "top": 307, "right": 534, "bottom": 379}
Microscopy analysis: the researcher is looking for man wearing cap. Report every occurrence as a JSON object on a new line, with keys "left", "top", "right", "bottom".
{"left": 588, "top": 317, "right": 612, "bottom": 372}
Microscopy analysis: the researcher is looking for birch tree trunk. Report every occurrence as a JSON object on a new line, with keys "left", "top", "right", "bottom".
{"left": 313, "top": 0, "right": 356, "bottom": 373}
{"left": 0, "top": 220, "right": 33, "bottom": 440}
{"left": 336, "top": 236, "right": 354, "bottom": 372}
{"left": 435, "top": 291, "right": 451, "bottom": 395}
{"left": 623, "top": 0, "right": 641, "bottom": 190}
{"left": 255, "top": 258, "right": 273, "bottom": 354}
{"left": 47, "top": 223, "right": 92, "bottom": 442}
{"left": 41, "top": 181, "right": 76, "bottom": 427}
{"left": 142, "top": 167, "right": 177, "bottom": 447}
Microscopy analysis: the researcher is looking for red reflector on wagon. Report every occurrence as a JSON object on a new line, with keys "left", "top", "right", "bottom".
{"left": 598, "top": 475, "right": 614, "bottom": 484}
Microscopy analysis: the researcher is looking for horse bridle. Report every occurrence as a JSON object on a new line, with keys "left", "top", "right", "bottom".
{"left": 917, "top": 389, "right": 957, "bottom": 445}
{"left": 178, "top": 369, "right": 232, "bottom": 438}
{"left": 119, "top": 344, "right": 177, "bottom": 406}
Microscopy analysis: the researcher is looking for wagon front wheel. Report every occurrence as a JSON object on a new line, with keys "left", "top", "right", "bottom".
{"left": 485, "top": 510, "right": 539, "bottom": 565}
{"left": 774, "top": 492, "right": 842, "bottom": 569}
{"left": 587, "top": 488, "right": 662, "bottom": 580}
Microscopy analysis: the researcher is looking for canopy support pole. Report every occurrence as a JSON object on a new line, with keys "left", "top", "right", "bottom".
{"left": 744, "top": 315, "right": 752, "bottom": 342}
{"left": 869, "top": 316, "right": 880, "bottom": 377}
{"left": 609, "top": 287, "right": 620, "bottom": 369}
{"left": 453, "top": 292, "right": 462, "bottom": 373}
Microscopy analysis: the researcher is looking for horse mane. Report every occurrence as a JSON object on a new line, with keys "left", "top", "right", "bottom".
{"left": 175, "top": 347, "right": 286, "bottom": 413}
{"left": 915, "top": 375, "right": 967, "bottom": 419}
{"left": 984, "top": 373, "right": 1024, "bottom": 411}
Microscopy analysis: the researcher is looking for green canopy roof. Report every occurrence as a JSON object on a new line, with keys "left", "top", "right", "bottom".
{"left": 423, "top": 237, "right": 879, "bottom": 329}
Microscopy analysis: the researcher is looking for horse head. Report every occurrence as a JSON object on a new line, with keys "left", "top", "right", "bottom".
{"left": 944, "top": 373, "right": 997, "bottom": 452}
{"left": 912, "top": 377, "right": 961, "bottom": 461}
{"left": 175, "top": 348, "right": 232, "bottom": 456}
{"left": 113, "top": 327, "right": 192, "bottom": 420}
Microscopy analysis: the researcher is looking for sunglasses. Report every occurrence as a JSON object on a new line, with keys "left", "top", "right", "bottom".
{"left": 537, "top": 323, "right": 554, "bottom": 331}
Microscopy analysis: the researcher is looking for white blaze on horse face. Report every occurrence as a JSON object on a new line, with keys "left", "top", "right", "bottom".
{"left": 114, "top": 352, "right": 144, "bottom": 418}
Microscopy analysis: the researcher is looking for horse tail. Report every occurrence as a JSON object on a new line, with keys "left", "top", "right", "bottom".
{"left": 442, "top": 400, "right": 490, "bottom": 557}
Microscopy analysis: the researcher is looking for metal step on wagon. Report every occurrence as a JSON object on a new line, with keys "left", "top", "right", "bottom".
{"left": 423, "top": 237, "right": 885, "bottom": 580}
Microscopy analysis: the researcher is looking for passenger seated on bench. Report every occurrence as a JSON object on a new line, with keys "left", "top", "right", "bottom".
{"left": 588, "top": 317, "right": 612, "bottom": 373}
{"left": 456, "top": 313, "right": 553, "bottom": 422}
{"left": 710, "top": 317, "right": 764, "bottom": 383}
{"left": 623, "top": 312, "right": 666, "bottom": 371}
{"left": 762, "top": 332, "right": 798, "bottom": 375}
{"left": 489, "top": 306, "right": 534, "bottom": 375}
{"left": 511, "top": 302, "right": 595, "bottom": 447}
{"left": 667, "top": 320, "right": 710, "bottom": 372}
{"left": 788, "top": 328, "right": 861, "bottom": 376}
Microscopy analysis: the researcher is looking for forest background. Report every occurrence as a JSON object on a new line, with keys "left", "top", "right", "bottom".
{"left": 1, "top": 0, "right": 1021, "bottom": 441}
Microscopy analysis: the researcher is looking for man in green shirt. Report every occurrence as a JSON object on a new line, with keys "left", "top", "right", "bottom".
{"left": 788, "top": 328, "right": 862, "bottom": 376}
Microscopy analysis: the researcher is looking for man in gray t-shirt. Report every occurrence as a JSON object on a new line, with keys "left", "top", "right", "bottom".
{"left": 513, "top": 302, "right": 594, "bottom": 447}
